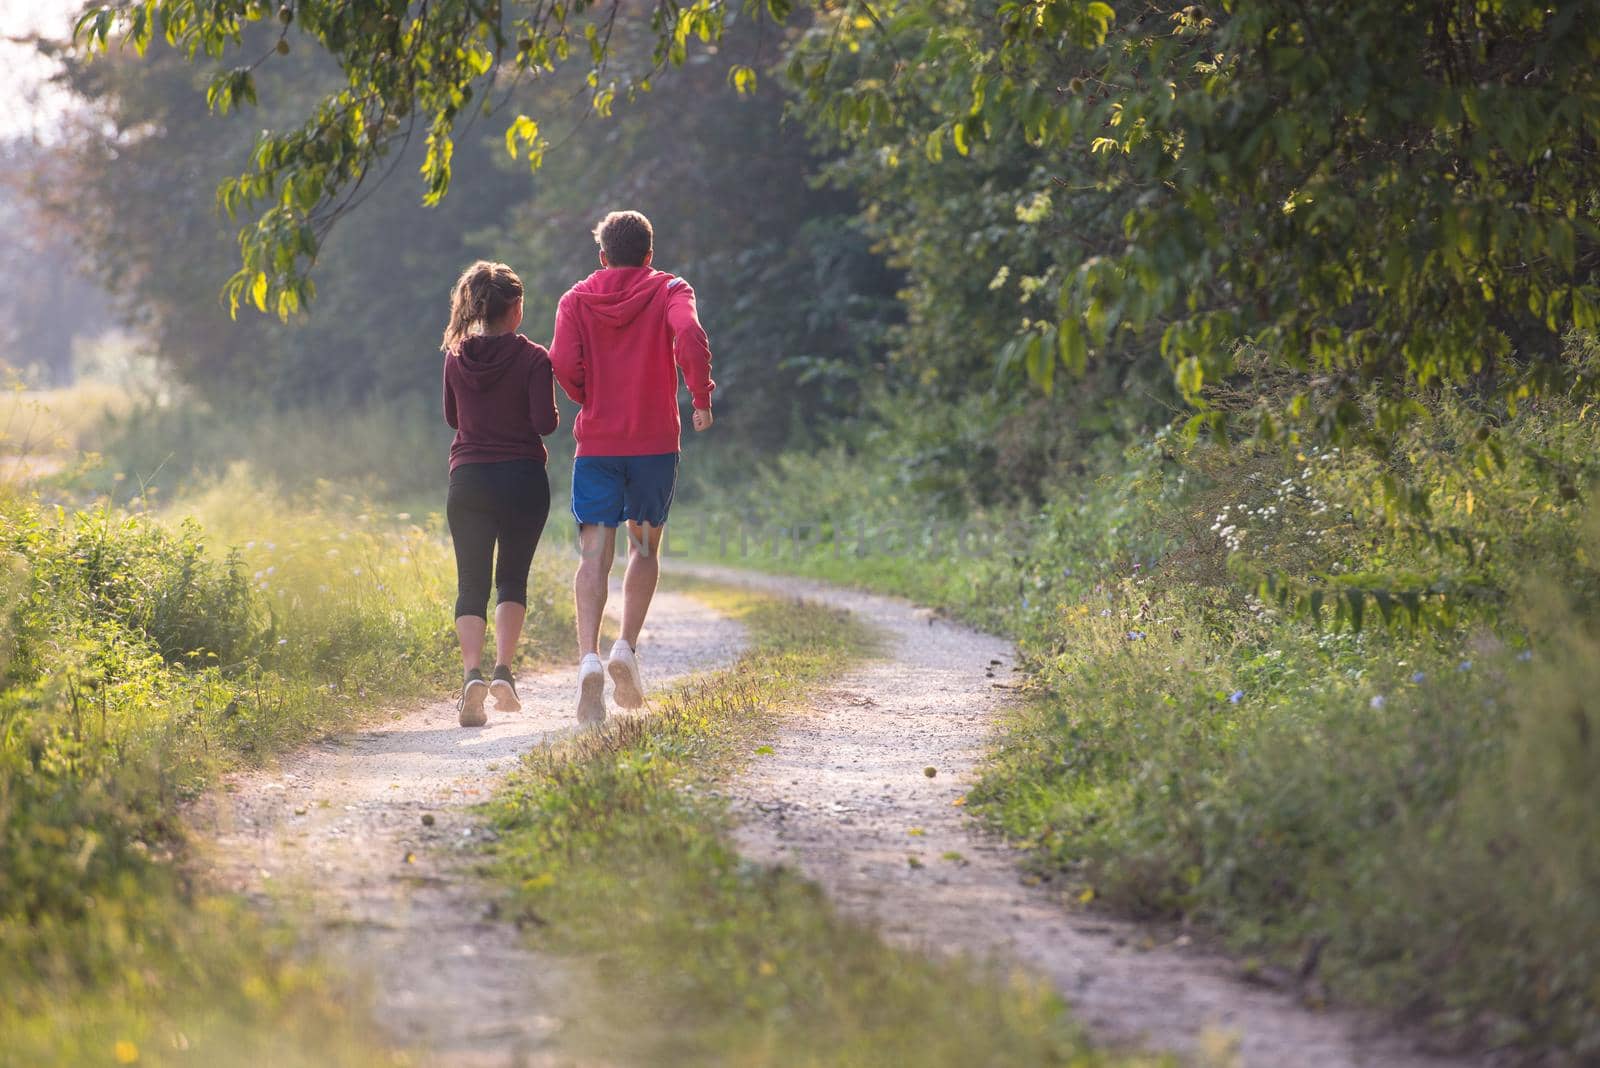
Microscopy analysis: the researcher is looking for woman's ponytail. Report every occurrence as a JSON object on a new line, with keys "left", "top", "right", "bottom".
{"left": 441, "top": 260, "right": 525, "bottom": 352}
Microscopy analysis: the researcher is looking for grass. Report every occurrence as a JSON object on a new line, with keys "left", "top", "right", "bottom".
{"left": 0, "top": 465, "right": 571, "bottom": 1066}
{"left": 482, "top": 585, "right": 1152, "bottom": 1067}
{"left": 0, "top": 380, "right": 137, "bottom": 458}
{"left": 52, "top": 388, "right": 577, "bottom": 519}
{"left": 676, "top": 397, "right": 1600, "bottom": 1060}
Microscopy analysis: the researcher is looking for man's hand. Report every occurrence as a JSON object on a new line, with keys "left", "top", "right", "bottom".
{"left": 692, "top": 407, "right": 713, "bottom": 432}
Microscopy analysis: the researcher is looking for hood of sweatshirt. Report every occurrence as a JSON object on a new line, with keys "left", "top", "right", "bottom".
{"left": 452, "top": 332, "right": 529, "bottom": 389}
{"left": 566, "top": 267, "right": 677, "bottom": 328}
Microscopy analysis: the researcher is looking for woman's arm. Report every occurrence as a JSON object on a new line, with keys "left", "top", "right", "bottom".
{"left": 442, "top": 359, "right": 459, "bottom": 430}
{"left": 529, "top": 347, "right": 559, "bottom": 437}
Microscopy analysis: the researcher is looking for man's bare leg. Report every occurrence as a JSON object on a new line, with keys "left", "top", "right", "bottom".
{"left": 575, "top": 523, "right": 617, "bottom": 658}
{"left": 620, "top": 521, "right": 665, "bottom": 647}
{"left": 574, "top": 524, "right": 616, "bottom": 725}
{"left": 607, "top": 522, "right": 663, "bottom": 709}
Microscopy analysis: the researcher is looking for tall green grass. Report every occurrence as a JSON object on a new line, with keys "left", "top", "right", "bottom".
{"left": 63, "top": 392, "right": 578, "bottom": 515}
{"left": 0, "top": 465, "right": 570, "bottom": 1065}
{"left": 681, "top": 395, "right": 1600, "bottom": 1059}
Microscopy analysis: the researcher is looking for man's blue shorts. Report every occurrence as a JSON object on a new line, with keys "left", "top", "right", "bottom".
{"left": 570, "top": 452, "right": 680, "bottom": 527}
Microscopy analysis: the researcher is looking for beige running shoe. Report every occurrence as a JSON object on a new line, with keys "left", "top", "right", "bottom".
{"left": 607, "top": 639, "right": 645, "bottom": 709}
{"left": 490, "top": 665, "right": 521, "bottom": 713}
{"left": 576, "top": 654, "right": 607, "bottom": 726}
{"left": 458, "top": 668, "right": 488, "bottom": 727}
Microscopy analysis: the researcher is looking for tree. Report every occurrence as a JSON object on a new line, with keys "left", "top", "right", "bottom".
{"left": 51, "top": 11, "right": 897, "bottom": 450}
{"left": 791, "top": 0, "right": 1600, "bottom": 449}
{"left": 73, "top": 0, "right": 1600, "bottom": 460}
{"left": 74, "top": 0, "right": 783, "bottom": 319}
{"left": 0, "top": 139, "right": 112, "bottom": 385}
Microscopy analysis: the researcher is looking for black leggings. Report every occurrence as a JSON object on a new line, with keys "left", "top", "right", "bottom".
{"left": 446, "top": 459, "right": 551, "bottom": 619}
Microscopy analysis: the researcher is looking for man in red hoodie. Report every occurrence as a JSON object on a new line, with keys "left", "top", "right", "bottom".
{"left": 549, "top": 210, "right": 715, "bottom": 725}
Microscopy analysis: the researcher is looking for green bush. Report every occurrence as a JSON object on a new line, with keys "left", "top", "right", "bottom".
{"left": 691, "top": 384, "right": 1600, "bottom": 1058}
{"left": 0, "top": 470, "right": 562, "bottom": 1062}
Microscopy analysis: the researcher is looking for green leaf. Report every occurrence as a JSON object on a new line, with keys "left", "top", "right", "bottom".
{"left": 1345, "top": 589, "right": 1364, "bottom": 633}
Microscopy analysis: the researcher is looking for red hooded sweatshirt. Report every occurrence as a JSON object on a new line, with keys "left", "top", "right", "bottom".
{"left": 442, "top": 332, "right": 559, "bottom": 471}
{"left": 548, "top": 267, "right": 715, "bottom": 457}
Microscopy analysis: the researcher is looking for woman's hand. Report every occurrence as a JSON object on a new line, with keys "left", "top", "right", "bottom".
{"left": 692, "top": 407, "right": 713, "bottom": 432}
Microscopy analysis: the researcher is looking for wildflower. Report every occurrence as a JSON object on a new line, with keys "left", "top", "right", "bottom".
{"left": 277, "top": 638, "right": 288, "bottom": 646}
{"left": 1099, "top": 608, "right": 1112, "bottom": 617}
{"left": 1517, "top": 649, "right": 1533, "bottom": 662}
{"left": 351, "top": 567, "right": 362, "bottom": 576}
{"left": 1411, "top": 671, "right": 1426, "bottom": 683}
{"left": 1458, "top": 660, "right": 1472, "bottom": 672}
{"left": 1228, "top": 690, "right": 1244, "bottom": 704}
{"left": 1126, "top": 630, "right": 1145, "bottom": 641}
{"left": 1370, "top": 695, "right": 1386, "bottom": 709}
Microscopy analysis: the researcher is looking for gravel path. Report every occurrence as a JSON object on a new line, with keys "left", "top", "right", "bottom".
{"left": 192, "top": 557, "right": 1484, "bottom": 1067}
{"left": 191, "top": 585, "right": 746, "bottom": 1067}
{"left": 682, "top": 562, "right": 1481, "bottom": 1068}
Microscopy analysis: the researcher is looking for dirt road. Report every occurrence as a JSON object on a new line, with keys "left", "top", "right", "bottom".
{"left": 684, "top": 562, "right": 1477, "bottom": 1068}
{"left": 193, "top": 586, "right": 745, "bottom": 1067}
{"left": 195, "top": 562, "right": 1478, "bottom": 1066}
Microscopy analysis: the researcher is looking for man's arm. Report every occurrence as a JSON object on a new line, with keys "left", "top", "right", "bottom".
{"left": 548, "top": 293, "right": 587, "bottom": 405}
{"left": 442, "top": 359, "right": 458, "bottom": 429}
{"left": 665, "top": 279, "right": 715, "bottom": 412}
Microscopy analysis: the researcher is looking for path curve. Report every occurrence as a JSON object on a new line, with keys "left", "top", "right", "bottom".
{"left": 683, "top": 562, "right": 1483, "bottom": 1068}
{"left": 192, "top": 586, "right": 746, "bottom": 1067}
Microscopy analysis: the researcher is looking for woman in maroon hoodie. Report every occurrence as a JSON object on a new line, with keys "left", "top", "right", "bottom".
{"left": 441, "top": 261, "right": 559, "bottom": 726}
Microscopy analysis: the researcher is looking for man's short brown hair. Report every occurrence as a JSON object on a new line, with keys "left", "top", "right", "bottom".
{"left": 593, "top": 210, "right": 654, "bottom": 267}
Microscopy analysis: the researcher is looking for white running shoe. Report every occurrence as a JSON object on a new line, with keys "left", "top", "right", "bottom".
{"left": 607, "top": 639, "right": 645, "bottom": 709}
{"left": 576, "top": 654, "right": 607, "bottom": 726}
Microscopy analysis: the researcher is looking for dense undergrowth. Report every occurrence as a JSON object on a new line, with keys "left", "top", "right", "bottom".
{"left": 681, "top": 388, "right": 1600, "bottom": 1061}
{"left": 483, "top": 586, "right": 1146, "bottom": 1066}
{"left": 0, "top": 463, "right": 569, "bottom": 1065}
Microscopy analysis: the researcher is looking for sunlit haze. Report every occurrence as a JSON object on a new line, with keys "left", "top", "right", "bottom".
{"left": 0, "top": 0, "right": 80, "bottom": 140}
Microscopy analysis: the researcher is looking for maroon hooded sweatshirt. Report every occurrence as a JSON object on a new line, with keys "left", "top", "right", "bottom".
{"left": 548, "top": 267, "right": 714, "bottom": 457}
{"left": 442, "top": 332, "right": 559, "bottom": 471}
